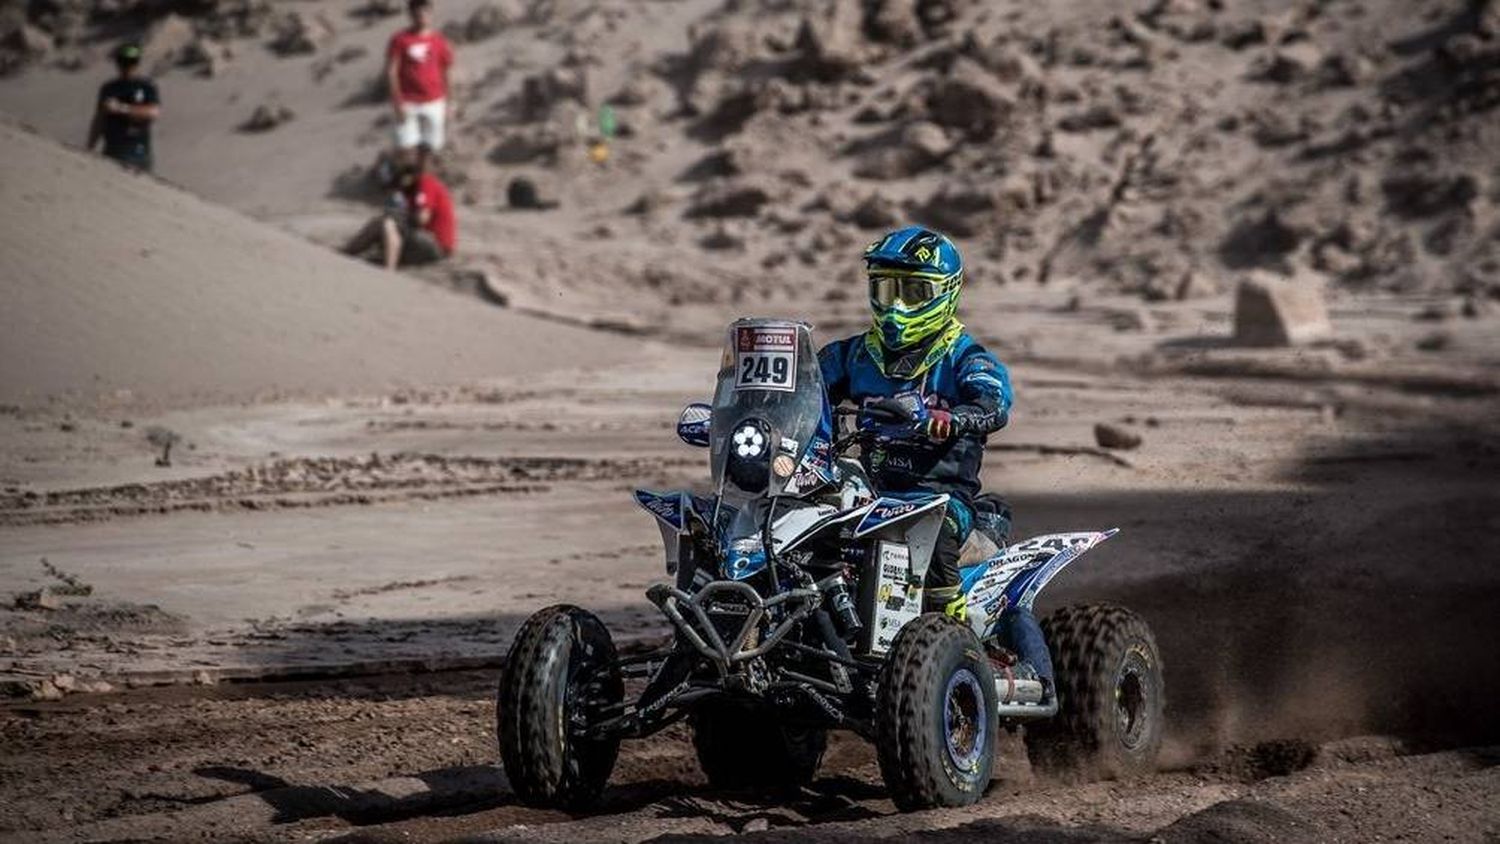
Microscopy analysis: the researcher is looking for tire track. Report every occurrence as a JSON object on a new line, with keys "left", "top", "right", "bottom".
{"left": 0, "top": 453, "right": 699, "bottom": 527}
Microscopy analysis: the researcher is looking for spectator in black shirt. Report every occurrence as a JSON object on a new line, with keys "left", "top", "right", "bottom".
{"left": 87, "top": 43, "right": 160, "bottom": 171}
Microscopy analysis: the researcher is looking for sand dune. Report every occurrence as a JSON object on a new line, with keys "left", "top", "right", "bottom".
{"left": 0, "top": 118, "right": 629, "bottom": 408}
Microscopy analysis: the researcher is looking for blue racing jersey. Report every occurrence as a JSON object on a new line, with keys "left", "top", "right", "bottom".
{"left": 819, "top": 331, "right": 1012, "bottom": 506}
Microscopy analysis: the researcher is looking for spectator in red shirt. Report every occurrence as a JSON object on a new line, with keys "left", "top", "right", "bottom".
{"left": 387, "top": 0, "right": 454, "bottom": 152}
{"left": 342, "top": 144, "right": 455, "bottom": 270}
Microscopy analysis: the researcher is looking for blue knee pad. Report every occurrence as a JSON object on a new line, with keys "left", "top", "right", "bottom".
{"left": 998, "top": 607, "right": 1053, "bottom": 685}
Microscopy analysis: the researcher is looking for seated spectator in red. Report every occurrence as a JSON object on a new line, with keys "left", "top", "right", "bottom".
{"left": 342, "top": 145, "right": 455, "bottom": 271}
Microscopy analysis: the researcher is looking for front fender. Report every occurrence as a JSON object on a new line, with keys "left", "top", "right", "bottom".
{"left": 634, "top": 489, "right": 710, "bottom": 575}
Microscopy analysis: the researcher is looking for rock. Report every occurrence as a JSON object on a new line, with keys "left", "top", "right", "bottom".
{"left": 866, "top": 0, "right": 922, "bottom": 47}
{"left": 50, "top": 673, "right": 77, "bottom": 693}
{"left": 489, "top": 126, "right": 564, "bottom": 165}
{"left": 506, "top": 176, "right": 555, "bottom": 210}
{"left": 847, "top": 194, "right": 899, "bottom": 229}
{"left": 1220, "top": 19, "right": 1266, "bottom": 49}
{"left": 1314, "top": 51, "right": 1371, "bottom": 88}
{"left": 1380, "top": 173, "right": 1479, "bottom": 219}
{"left": 460, "top": 1, "right": 519, "bottom": 42}
{"left": 240, "top": 102, "right": 294, "bottom": 132}
{"left": 31, "top": 679, "right": 64, "bottom": 701}
{"left": 1247, "top": 109, "right": 1309, "bottom": 147}
{"left": 14, "top": 586, "right": 62, "bottom": 610}
{"left": 1057, "top": 103, "right": 1121, "bottom": 132}
{"left": 354, "top": 0, "right": 403, "bottom": 18}
{"left": 683, "top": 18, "right": 764, "bottom": 78}
{"left": 1414, "top": 303, "right": 1452, "bottom": 322}
{"left": 684, "top": 180, "right": 771, "bottom": 219}
{"left": 1233, "top": 272, "right": 1333, "bottom": 346}
{"left": 3, "top": 22, "right": 53, "bottom": 58}
{"left": 270, "top": 11, "right": 334, "bottom": 56}
{"left": 853, "top": 120, "right": 952, "bottom": 179}
{"left": 924, "top": 59, "right": 1014, "bottom": 140}
{"left": 1094, "top": 422, "right": 1143, "bottom": 450}
{"left": 449, "top": 268, "right": 510, "bottom": 307}
{"left": 1461, "top": 294, "right": 1491, "bottom": 318}
{"left": 1109, "top": 307, "right": 1151, "bottom": 332}
{"left": 911, "top": 184, "right": 996, "bottom": 238}
{"left": 193, "top": 669, "right": 218, "bottom": 686}
{"left": 1479, "top": 0, "right": 1500, "bottom": 39}
{"left": 699, "top": 227, "right": 746, "bottom": 251}
{"left": 1219, "top": 208, "right": 1305, "bottom": 269}
{"left": 968, "top": 38, "right": 1044, "bottom": 85}
{"left": 1415, "top": 331, "right": 1452, "bottom": 352}
{"left": 141, "top": 13, "right": 195, "bottom": 72}
{"left": 1312, "top": 239, "right": 1364, "bottom": 278}
{"left": 901, "top": 120, "right": 952, "bottom": 161}
{"left": 1174, "top": 271, "right": 1219, "bottom": 300}
{"left": 182, "top": 37, "right": 231, "bottom": 76}
{"left": 792, "top": 0, "right": 866, "bottom": 80}
{"left": 520, "top": 66, "right": 588, "bottom": 119}
{"left": 1245, "top": 44, "right": 1321, "bottom": 84}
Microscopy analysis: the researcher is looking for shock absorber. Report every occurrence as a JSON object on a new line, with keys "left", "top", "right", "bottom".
{"left": 825, "top": 574, "right": 862, "bottom": 635}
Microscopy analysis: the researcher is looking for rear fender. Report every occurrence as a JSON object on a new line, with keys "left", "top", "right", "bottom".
{"left": 962, "top": 529, "right": 1119, "bottom": 638}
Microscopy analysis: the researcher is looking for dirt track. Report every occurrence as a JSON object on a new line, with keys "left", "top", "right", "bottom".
{"left": 4, "top": 310, "right": 1499, "bottom": 841}
{"left": 3, "top": 669, "right": 1498, "bottom": 843}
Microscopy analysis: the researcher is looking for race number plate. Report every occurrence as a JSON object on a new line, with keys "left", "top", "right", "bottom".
{"left": 867, "top": 541, "right": 922, "bottom": 655}
{"left": 733, "top": 325, "right": 797, "bottom": 392}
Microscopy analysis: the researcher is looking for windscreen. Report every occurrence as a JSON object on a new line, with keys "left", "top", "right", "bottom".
{"left": 709, "top": 319, "right": 825, "bottom": 491}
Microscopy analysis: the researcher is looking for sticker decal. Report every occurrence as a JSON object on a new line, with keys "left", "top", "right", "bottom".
{"left": 633, "top": 489, "right": 685, "bottom": 531}
{"left": 853, "top": 495, "right": 945, "bottom": 536}
{"left": 733, "top": 325, "right": 797, "bottom": 392}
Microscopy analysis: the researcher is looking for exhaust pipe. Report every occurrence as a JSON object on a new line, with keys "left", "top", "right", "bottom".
{"left": 993, "top": 676, "right": 1058, "bottom": 720}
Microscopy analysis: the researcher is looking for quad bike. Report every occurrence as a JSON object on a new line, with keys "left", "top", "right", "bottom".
{"left": 496, "top": 319, "right": 1163, "bottom": 811}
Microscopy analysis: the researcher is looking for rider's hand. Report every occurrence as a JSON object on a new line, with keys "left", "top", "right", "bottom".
{"left": 925, "top": 409, "right": 953, "bottom": 441}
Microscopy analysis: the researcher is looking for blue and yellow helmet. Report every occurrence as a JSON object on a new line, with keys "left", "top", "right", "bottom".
{"left": 864, "top": 226, "right": 964, "bottom": 351}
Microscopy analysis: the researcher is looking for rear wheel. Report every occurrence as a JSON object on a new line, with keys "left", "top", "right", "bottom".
{"left": 875, "top": 614, "right": 997, "bottom": 810}
{"left": 497, "top": 605, "right": 623, "bottom": 810}
{"left": 1024, "top": 603, "right": 1164, "bottom": 780}
{"left": 691, "top": 698, "right": 826, "bottom": 790}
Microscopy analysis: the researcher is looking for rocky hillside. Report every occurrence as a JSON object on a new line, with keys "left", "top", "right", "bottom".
{"left": 5, "top": 0, "right": 1499, "bottom": 311}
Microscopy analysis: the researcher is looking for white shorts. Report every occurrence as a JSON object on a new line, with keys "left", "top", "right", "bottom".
{"left": 395, "top": 98, "right": 446, "bottom": 150}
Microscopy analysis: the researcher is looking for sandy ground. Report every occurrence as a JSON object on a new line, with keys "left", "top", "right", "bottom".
{"left": 4, "top": 291, "right": 1499, "bottom": 840}
{"left": 3, "top": 0, "right": 1500, "bottom": 839}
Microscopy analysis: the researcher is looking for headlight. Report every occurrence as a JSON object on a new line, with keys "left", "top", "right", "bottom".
{"left": 726, "top": 418, "right": 772, "bottom": 493}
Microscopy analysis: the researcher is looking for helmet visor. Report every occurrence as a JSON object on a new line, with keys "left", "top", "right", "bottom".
{"left": 869, "top": 274, "right": 943, "bottom": 308}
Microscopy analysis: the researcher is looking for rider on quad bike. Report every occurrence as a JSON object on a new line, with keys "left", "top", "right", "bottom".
{"left": 819, "top": 225, "right": 1054, "bottom": 696}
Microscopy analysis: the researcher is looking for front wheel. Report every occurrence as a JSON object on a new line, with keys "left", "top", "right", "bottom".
{"left": 496, "top": 605, "right": 624, "bottom": 810}
{"left": 875, "top": 614, "right": 997, "bottom": 811}
{"left": 1023, "top": 603, "right": 1164, "bottom": 780}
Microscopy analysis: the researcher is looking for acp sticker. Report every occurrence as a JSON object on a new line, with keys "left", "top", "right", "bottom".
{"left": 734, "top": 326, "right": 797, "bottom": 392}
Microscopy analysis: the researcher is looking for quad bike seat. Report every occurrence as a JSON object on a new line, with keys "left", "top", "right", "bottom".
{"left": 957, "top": 530, "right": 1001, "bottom": 567}
{"left": 958, "top": 493, "right": 1013, "bottom": 566}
